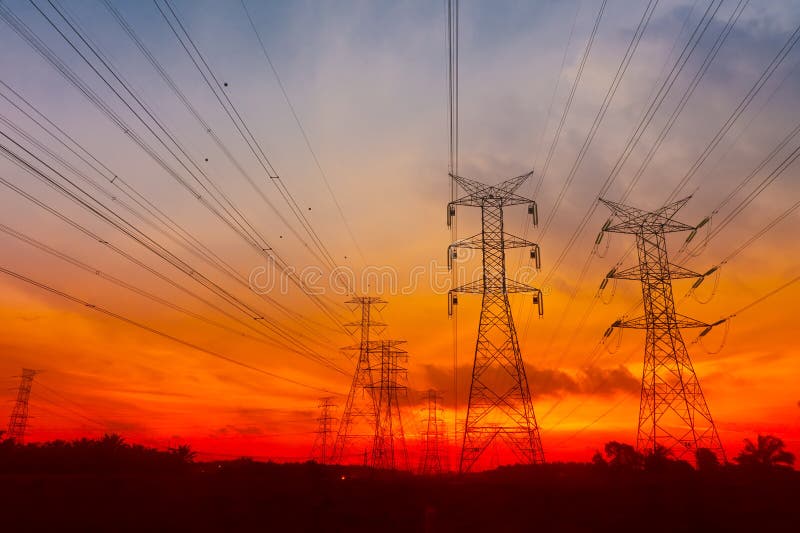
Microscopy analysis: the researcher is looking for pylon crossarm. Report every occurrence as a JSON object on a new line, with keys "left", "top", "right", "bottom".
{"left": 504, "top": 279, "right": 540, "bottom": 294}
{"left": 673, "top": 314, "right": 711, "bottom": 329}
{"left": 610, "top": 314, "right": 709, "bottom": 330}
{"left": 449, "top": 233, "right": 483, "bottom": 250}
{"left": 667, "top": 264, "right": 703, "bottom": 279}
{"left": 608, "top": 265, "right": 641, "bottom": 280}
{"left": 609, "top": 263, "right": 702, "bottom": 280}
{"left": 502, "top": 233, "right": 539, "bottom": 249}
{"left": 600, "top": 197, "right": 695, "bottom": 234}
{"left": 450, "top": 171, "right": 534, "bottom": 206}
{"left": 450, "top": 280, "right": 484, "bottom": 294}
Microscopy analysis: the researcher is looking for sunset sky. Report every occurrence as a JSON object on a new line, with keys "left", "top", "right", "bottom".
{"left": 0, "top": 0, "right": 798, "bottom": 465}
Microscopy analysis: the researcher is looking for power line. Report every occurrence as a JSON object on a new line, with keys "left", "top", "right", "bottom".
{"left": 0, "top": 220, "right": 346, "bottom": 372}
{"left": 238, "top": 0, "right": 367, "bottom": 268}
{"left": 3, "top": 1, "right": 346, "bottom": 331}
{"left": 0, "top": 134, "right": 344, "bottom": 370}
{"left": 0, "top": 79, "right": 339, "bottom": 338}
{"left": 152, "top": 0, "right": 350, "bottom": 316}
{"left": 0, "top": 265, "right": 338, "bottom": 395}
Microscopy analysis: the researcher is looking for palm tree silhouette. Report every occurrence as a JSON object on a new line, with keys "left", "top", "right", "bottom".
{"left": 734, "top": 434, "right": 795, "bottom": 469}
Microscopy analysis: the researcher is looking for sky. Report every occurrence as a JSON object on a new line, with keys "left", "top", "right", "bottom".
{"left": 0, "top": 0, "right": 798, "bottom": 466}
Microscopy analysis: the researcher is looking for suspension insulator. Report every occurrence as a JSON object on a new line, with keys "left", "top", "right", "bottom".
{"left": 595, "top": 231, "right": 604, "bottom": 245}
{"left": 528, "top": 202, "right": 539, "bottom": 227}
{"left": 530, "top": 244, "right": 541, "bottom": 270}
{"left": 599, "top": 278, "right": 609, "bottom": 290}
{"left": 602, "top": 219, "right": 612, "bottom": 231}
{"left": 696, "top": 216, "right": 711, "bottom": 229}
{"left": 698, "top": 326, "right": 712, "bottom": 338}
{"left": 692, "top": 276, "right": 705, "bottom": 289}
{"left": 603, "top": 326, "right": 614, "bottom": 338}
{"left": 606, "top": 267, "right": 617, "bottom": 278}
{"left": 448, "top": 292, "right": 458, "bottom": 316}
{"left": 704, "top": 266, "right": 718, "bottom": 277}
{"left": 711, "top": 318, "right": 727, "bottom": 327}
{"left": 447, "top": 204, "right": 456, "bottom": 227}
{"left": 532, "top": 290, "right": 544, "bottom": 317}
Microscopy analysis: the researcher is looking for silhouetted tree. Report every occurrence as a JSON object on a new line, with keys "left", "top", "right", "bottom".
{"left": 170, "top": 444, "right": 197, "bottom": 464}
{"left": 734, "top": 434, "right": 795, "bottom": 469}
{"left": 603, "top": 441, "right": 643, "bottom": 471}
{"left": 695, "top": 448, "right": 721, "bottom": 472}
{"left": 99, "top": 433, "right": 126, "bottom": 450}
{"left": 591, "top": 450, "right": 608, "bottom": 469}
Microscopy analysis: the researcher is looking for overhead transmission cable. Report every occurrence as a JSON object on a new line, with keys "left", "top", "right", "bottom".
{"left": 0, "top": 265, "right": 339, "bottom": 395}
{"left": 0, "top": 80, "right": 338, "bottom": 338}
{"left": 0, "top": 142, "right": 344, "bottom": 373}
{"left": 3, "top": 1, "right": 346, "bottom": 330}
{"left": 152, "top": 0, "right": 351, "bottom": 308}
{"left": 238, "top": 0, "right": 368, "bottom": 268}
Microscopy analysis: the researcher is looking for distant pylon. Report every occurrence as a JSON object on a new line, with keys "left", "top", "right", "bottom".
{"left": 311, "top": 397, "right": 337, "bottom": 464}
{"left": 447, "top": 171, "right": 545, "bottom": 472}
{"left": 600, "top": 197, "right": 725, "bottom": 462}
{"left": 418, "top": 389, "right": 447, "bottom": 475}
{"left": 332, "top": 296, "right": 386, "bottom": 464}
{"left": 368, "top": 340, "right": 409, "bottom": 470}
{"left": 5, "top": 369, "right": 37, "bottom": 444}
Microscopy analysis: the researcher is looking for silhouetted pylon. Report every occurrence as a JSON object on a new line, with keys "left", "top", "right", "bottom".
{"left": 447, "top": 171, "right": 545, "bottom": 472}
{"left": 600, "top": 197, "right": 725, "bottom": 462}
{"left": 418, "top": 389, "right": 447, "bottom": 475}
{"left": 311, "top": 397, "right": 337, "bottom": 464}
{"left": 368, "top": 340, "right": 409, "bottom": 470}
{"left": 332, "top": 296, "right": 386, "bottom": 463}
{"left": 5, "top": 368, "right": 37, "bottom": 444}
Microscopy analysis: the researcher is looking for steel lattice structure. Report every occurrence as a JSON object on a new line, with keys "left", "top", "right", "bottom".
{"left": 5, "top": 368, "right": 37, "bottom": 444}
{"left": 447, "top": 171, "right": 545, "bottom": 472}
{"left": 368, "top": 340, "right": 409, "bottom": 470}
{"left": 418, "top": 389, "right": 447, "bottom": 475}
{"left": 311, "top": 397, "right": 337, "bottom": 464}
{"left": 332, "top": 297, "right": 386, "bottom": 464}
{"left": 600, "top": 197, "right": 725, "bottom": 462}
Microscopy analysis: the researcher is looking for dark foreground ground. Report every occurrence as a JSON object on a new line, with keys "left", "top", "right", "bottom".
{"left": 1, "top": 460, "right": 798, "bottom": 532}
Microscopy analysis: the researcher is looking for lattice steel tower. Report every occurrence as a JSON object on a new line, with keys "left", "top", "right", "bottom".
{"left": 311, "top": 397, "right": 337, "bottom": 464}
{"left": 418, "top": 389, "right": 447, "bottom": 475}
{"left": 332, "top": 297, "right": 385, "bottom": 464}
{"left": 600, "top": 198, "right": 724, "bottom": 461}
{"left": 447, "top": 171, "right": 545, "bottom": 472}
{"left": 5, "top": 368, "right": 37, "bottom": 444}
{"left": 368, "top": 340, "right": 409, "bottom": 470}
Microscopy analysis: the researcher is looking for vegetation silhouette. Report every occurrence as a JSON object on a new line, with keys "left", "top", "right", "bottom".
{"left": 734, "top": 434, "right": 796, "bottom": 469}
{"left": 0, "top": 434, "right": 797, "bottom": 531}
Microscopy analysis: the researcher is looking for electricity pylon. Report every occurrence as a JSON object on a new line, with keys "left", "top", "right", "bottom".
{"left": 332, "top": 296, "right": 386, "bottom": 464}
{"left": 418, "top": 389, "right": 447, "bottom": 475}
{"left": 600, "top": 197, "right": 725, "bottom": 462}
{"left": 5, "top": 368, "right": 37, "bottom": 444}
{"left": 311, "top": 397, "right": 337, "bottom": 464}
{"left": 447, "top": 171, "right": 545, "bottom": 472}
{"left": 368, "top": 340, "right": 409, "bottom": 470}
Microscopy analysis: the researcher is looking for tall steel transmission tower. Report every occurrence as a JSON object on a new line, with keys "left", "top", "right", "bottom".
{"left": 418, "top": 389, "right": 447, "bottom": 475}
{"left": 447, "top": 171, "right": 545, "bottom": 472}
{"left": 332, "top": 296, "right": 386, "bottom": 464}
{"left": 311, "top": 397, "right": 337, "bottom": 464}
{"left": 600, "top": 197, "right": 725, "bottom": 461}
{"left": 5, "top": 368, "right": 37, "bottom": 444}
{"left": 368, "top": 340, "right": 409, "bottom": 470}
